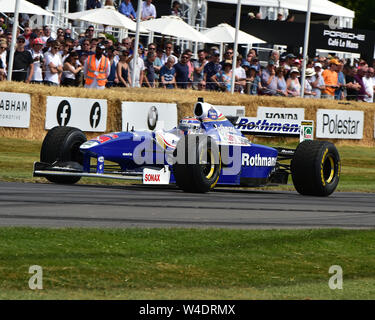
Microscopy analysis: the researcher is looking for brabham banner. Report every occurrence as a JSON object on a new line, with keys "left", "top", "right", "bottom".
{"left": 0, "top": 92, "right": 31, "bottom": 128}
{"left": 316, "top": 109, "right": 364, "bottom": 139}
{"left": 122, "top": 102, "right": 177, "bottom": 131}
{"left": 45, "top": 97, "right": 107, "bottom": 132}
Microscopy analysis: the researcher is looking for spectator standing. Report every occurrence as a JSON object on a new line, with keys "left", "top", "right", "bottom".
{"left": 211, "top": 60, "right": 232, "bottom": 92}
{"left": 153, "top": 47, "right": 164, "bottom": 83}
{"left": 171, "top": 1, "right": 182, "bottom": 17}
{"left": 335, "top": 62, "right": 346, "bottom": 100}
{"left": 309, "top": 62, "right": 326, "bottom": 99}
{"left": 117, "top": 50, "right": 132, "bottom": 87}
{"left": 29, "top": 38, "right": 45, "bottom": 84}
{"left": 193, "top": 49, "right": 207, "bottom": 89}
{"left": 304, "top": 68, "right": 317, "bottom": 98}
{"left": 84, "top": 44, "right": 110, "bottom": 89}
{"left": 261, "top": 60, "right": 278, "bottom": 95}
{"left": 119, "top": 0, "right": 137, "bottom": 20}
{"left": 270, "top": 50, "right": 280, "bottom": 67}
{"left": 203, "top": 50, "right": 221, "bottom": 91}
{"left": 234, "top": 56, "right": 246, "bottom": 93}
{"left": 286, "top": 67, "right": 301, "bottom": 97}
{"left": 160, "top": 56, "right": 176, "bottom": 89}
{"left": 161, "top": 42, "right": 178, "bottom": 65}
{"left": 362, "top": 67, "right": 375, "bottom": 103}
{"left": 354, "top": 67, "right": 367, "bottom": 101}
{"left": 220, "top": 49, "right": 234, "bottom": 68}
{"left": 0, "top": 41, "right": 7, "bottom": 77}
{"left": 44, "top": 41, "right": 63, "bottom": 86}
{"left": 174, "top": 53, "right": 190, "bottom": 89}
{"left": 62, "top": 51, "right": 83, "bottom": 87}
{"left": 248, "top": 65, "right": 262, "bottom": 95}
{"left": 87, "top": 0, "right": 102, "bottom": 9}
{"left": 41, "top": 26, "right": 52, "bottom": 43}
{"left": 128, "top": 45, "right": 145, "bottom": 87}
{"left": 8, "top": 36, "right": 34, "bottom": 83}
{"left": 106, "top": 46, "right": 119, "bottom": 87}
{"left": 322, "top": 59, "right": 339, "bottom": 99}
{"left": 22, "top": 27, "right": 32, "bottom": 48}
{"left": 143, "top": 51, "right": 156, "bottom": 88}
{"left": 141, "top": 0, "right": 157, "bottom": 21}
{"left": 275, "top": 67, "right": 287, "bottom": 96}
{"left": 343, "top": 64, "right": 360, "bottom": 101}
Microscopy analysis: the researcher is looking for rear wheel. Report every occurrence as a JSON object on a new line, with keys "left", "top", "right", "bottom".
{"left": 291, "top": 140, "right": 340, "bottom": 196}
{"left": 40, "top": 126, "right": 86, "bottom": 184}
{"left": 173, "top": 135, "right": 221, "bottom": 193}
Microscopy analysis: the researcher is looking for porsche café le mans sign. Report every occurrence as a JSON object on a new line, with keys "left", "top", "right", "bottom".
{"left": 45, "top": 96, "right": 108, "bottom": 132}
{"left": 0, "top": 92, "right": 31, "bottom": 128}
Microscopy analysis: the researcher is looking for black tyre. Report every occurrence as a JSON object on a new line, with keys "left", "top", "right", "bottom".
{"left": 40, "top": 126, "right": 87, "bottom": 184}
{"left": 291, "top": 140, "right": 340, "bottom": 196}
{"left": 173, "top": 135, "right": 221, "bottom": 193}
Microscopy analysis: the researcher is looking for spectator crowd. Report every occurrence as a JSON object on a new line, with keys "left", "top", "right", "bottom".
{"left": 0, "top": 0, "right": 374, "bottom": 102}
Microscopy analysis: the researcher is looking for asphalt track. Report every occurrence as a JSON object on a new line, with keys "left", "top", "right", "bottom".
{"left": 0, "top": 181, "right": 374, "bottom": 229}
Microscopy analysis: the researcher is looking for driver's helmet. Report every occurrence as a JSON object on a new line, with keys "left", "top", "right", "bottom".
{"left": 178, "top": 117, "right": 201, "bottom": 134}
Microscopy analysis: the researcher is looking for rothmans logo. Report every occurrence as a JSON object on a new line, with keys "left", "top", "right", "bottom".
{"left": 242, "top": 153, "right": 277, "bottom": 167}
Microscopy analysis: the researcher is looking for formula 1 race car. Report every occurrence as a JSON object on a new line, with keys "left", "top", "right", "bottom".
{"left": 33, "top": 98, "right": 341, "bottom": 196}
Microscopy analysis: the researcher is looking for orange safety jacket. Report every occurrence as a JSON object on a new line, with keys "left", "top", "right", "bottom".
{"left": 85, "top": 54, "right": 109, "bottom": 86}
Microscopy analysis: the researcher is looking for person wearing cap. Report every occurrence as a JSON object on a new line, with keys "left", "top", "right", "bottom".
{"left": 29, "top": 38, "right": 45, "bottom": 84}
{"left": 43, "top": 40, "right": 63, "bottom": 86}
{"left": 286, "top": 67, "right": 301, "bottom": 97}
{"left": 309, "top": 62, "right": 326, "bottom": 99}
{"left": 284, "top": 53, "right": 295, "bottom": 72}
{"left": 304, "top": 68, "right": 317, "bottom": 98}
{"left": 84, "top": 44, "right": 110, "bottom": 89}
{"left": 203, "top": 50, "right": 222, "bottom": 91}
{"left": 248, "top": 65, "right": 262, "bottom": 95}
{"left": 322, "top": 58, "right": 340, "bottom": 99}
{"left": 261, "top": 60, "right": 278, "bottom": 95}
{"left": 7, "top": 36, "right": 34, "bottom": 83}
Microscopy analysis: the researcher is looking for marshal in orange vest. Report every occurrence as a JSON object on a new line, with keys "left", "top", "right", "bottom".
{"left": 85, "top": 54, "right": 110, "bottom": 87}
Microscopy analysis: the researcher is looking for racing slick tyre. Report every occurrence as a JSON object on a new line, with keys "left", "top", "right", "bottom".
{"left": 173, "top": 135, "right": 221, "bottom": 193}
{"left": 291, "top": 140, "right": 340, "bottom": 196}
{"left": 40, "top": 126, "right": 87, "bottom": 184}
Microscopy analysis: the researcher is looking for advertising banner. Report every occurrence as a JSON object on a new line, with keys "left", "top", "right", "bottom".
{"left": 0, "top": 92, "right": 31, "bottom": 128}
{"left": 45, "top": 96, "right": 107, "bottom": 132}
{"left": 316, "top": 109, "right": 364, "bottom": 139}
{"left": 122, "top": 102, "right": 177, "bottom": 131}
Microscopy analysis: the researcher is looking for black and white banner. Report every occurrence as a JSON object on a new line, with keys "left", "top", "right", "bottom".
{"left": 45, "top": 97, "right": 107, "bottom": 132}
{"left": 0, "top": 92, "right": 31, "bottom": 128}
{"left": 257, "top": 107, "right": 305, "bottom": 122}
{"left": 316, "top": 109, "right": 364, "bottom": 139}
{"left": 121, "top": 102, "right": 177, "bottom": 132}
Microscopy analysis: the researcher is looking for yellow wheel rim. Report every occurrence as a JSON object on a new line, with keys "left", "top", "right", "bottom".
{"left": 325, "top": 155, "right": 335, "bottom": 184}
{"left": 200, "top": 148, "right": 215, "bottom": 179}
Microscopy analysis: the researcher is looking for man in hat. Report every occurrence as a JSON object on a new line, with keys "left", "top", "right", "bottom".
{"left": 309, "top": 62, "right": 326, "bottom": 99}
{"left": 84, "top": 44, "right": 110, "bottom": 89}
{"left": 203, "top": 50, "right": 222, "bottom": 91}
{"left": 322, "top": 58, "right": 340, "bottom": 99}
{"left": 29, "top": 38, "right": 45, "bottom": 84}
{"left": 7, "top": 35, "right": 34, "bottom": 82}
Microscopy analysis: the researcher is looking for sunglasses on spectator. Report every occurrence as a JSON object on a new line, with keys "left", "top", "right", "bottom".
{"left": 181, "top": 56, "right": 189, "bottom": 59}
{"left": 53, "top": 46, "right": 59, "bottom": 49}
{"left": 226, "top": 51, "right": 233, "bottom": 54}
{"left": 166, "top": 46, "right": 172, "bottom": 49}
{"left": 149, "top": 47, "right": 156, "bottom": 50}
{"left": 0, "top": 46, "right": 6, "bottom": 49}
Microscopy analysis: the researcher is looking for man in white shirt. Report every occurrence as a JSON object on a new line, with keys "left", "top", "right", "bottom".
{"left": 44, "top": 41, "right": 63, "bottom": 86}
{"left": 309, "top": 62, "right": 326, "bottom": 99}
{"left": 141, "top": 0, "right": 157, "bottom": 21}
{"left": 234, "top": 56, "right": 246, "bottom": 93}
{"left": 363, "top": 67, "right": 375, "bottom": 103}
{"left": 29, "top": 38, "right": 45, "bottom": 84}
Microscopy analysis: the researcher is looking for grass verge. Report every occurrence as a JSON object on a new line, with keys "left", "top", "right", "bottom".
{"left": 0, "top": 228, "right": 375, "bottom": 299}
{"left": 0, "top": 137, "right": 374, "bottom": 192}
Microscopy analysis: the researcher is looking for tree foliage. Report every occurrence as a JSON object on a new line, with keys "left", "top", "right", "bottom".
{"left": 331, "top": 0, "right": 375, "bottom": 30}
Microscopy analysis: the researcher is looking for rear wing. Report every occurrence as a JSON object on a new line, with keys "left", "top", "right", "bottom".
{"left": 228, "top": 117, "right": 314, "bottom": 142}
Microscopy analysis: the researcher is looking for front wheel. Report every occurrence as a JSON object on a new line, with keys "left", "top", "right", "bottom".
{"left": 173, "top": 135, "right": 221, "bottom": 193}
{"left": 291, "top": 140, "right": 340, "bottom": 196}
{"left": 40, "top": 126, "right": 87, "bottom": 184}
